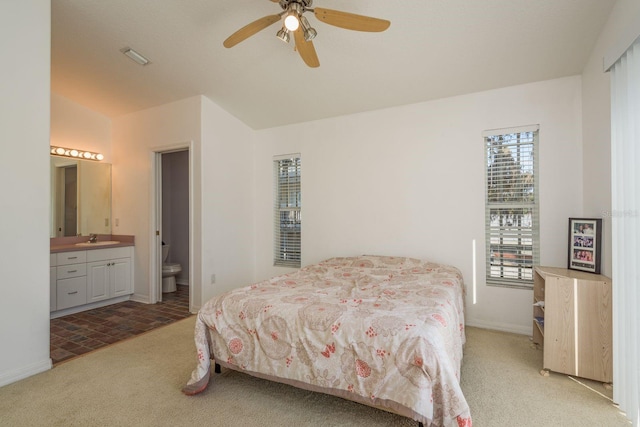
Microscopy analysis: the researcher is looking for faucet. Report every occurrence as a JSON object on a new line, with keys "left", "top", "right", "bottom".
{"left": 89, "top": 233, "right": 98, "bottom": 243}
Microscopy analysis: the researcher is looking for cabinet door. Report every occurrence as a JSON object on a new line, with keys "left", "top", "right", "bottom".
{"left": 87, "top": 261, "right": 110, "bottom": 302}
{"left": 111, "top": 257, "right": 132, "bottom": 297}
{"left": 543, "top": 276, "right": 577, "bottom": 376}
{"left": 576, "top": 280, "right": 612, "bottom": 382}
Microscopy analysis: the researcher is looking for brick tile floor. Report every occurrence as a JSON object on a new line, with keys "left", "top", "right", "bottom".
{"left": 50, "top": 284, "right": 191, "bottom": 364}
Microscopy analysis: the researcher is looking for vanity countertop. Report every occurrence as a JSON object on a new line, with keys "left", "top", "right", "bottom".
{"left": 50, "top": 234, "right": 135, "bottom": 253}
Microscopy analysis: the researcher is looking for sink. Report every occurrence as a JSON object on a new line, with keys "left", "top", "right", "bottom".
{"left": 75, "top": 241, "right": 120, "bottom": 246}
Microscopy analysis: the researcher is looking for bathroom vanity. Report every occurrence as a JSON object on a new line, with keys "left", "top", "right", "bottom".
{"left": 50, "top": 236, "right": 134, "bottom": 318}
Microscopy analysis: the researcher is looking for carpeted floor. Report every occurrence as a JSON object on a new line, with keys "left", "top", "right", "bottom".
{"left": 0, "top": 318, "right": 630, "bottom": 426}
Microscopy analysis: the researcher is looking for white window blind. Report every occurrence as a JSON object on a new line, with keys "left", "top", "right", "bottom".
{"left": 484, "top": 127, "right": 539, "bottom": 288}
{"left": 610, "top": 37, "right": 640, "bottom": 426}
{"left": 274, "top": 155, "right": 301, "bottom": 268}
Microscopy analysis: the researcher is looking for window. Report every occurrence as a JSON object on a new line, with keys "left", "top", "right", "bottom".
{"left": 274, "top": 155, "right": 301, "bottom": 267}
{"left": 484, "top": 126, "right": 539, "bottom": 288}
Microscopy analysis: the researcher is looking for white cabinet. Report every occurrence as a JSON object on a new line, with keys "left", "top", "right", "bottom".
{"left": 87, "top": 247, "right": 132, "bottom": 303}
{"left": 50, "top": 246, "right": 133, "bottom": 315}
{"left": 50, "top": 254, "right": 57, "bottom": 312}
{"left": 87, "top": 261, "right": 110, "bottom": 302}
{"left": 55, "top": 251, "right": 88, "bottom": 310}
{"left": 56, "top": 276, "right": 88, "bottom": 310}
{"left": 111, "top": 257, "right": 132, "bottom": 297}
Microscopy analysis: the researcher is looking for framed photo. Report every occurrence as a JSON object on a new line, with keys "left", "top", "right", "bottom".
{"left": 568, "top": 218, "right": 602, "bottom": 274}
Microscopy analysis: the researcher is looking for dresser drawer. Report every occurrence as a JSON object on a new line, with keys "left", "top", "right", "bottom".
{"left": 57, "top": 264, "right": 87, "bottom": 280}
{"left": 57, "top": 251, "right": 87, "bottom": 266}
{"left": 56, "top": 276, "right": 87, "bottom": 310}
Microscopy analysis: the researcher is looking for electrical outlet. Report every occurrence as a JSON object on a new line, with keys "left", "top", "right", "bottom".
{"left": 211, "top": 274, "right": 216, "bottom": 284}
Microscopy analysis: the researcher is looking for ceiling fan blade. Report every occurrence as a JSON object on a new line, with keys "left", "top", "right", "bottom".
{"left": 294, "top": 28, "right": 319, "bottom": 68}
{"left": 313, "top": 7, "right": 390, "bottom": 32}
{"left": 223, "top": 14, "right": 281, "bottom": 48}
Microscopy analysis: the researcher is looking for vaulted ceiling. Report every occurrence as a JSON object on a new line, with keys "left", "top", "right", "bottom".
{"left": 51, "top": 0, "right": 616, "bottom": 129}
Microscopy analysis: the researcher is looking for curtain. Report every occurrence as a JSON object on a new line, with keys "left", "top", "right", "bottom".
{"left": 611, "top": 37, "right": 640, "bottom": 426}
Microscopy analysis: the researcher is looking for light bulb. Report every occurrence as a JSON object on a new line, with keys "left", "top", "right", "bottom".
{"left": 284, "top": 14, "right": 299, "bottom": 31}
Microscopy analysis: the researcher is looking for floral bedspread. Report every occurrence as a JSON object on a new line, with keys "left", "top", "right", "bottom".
{"left": 185, "top": 256, "right": 471, "bottom": 427}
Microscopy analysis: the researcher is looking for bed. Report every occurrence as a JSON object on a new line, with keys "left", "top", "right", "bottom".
{"left": 183, "top": 255, "right": 472, "bottom": 427}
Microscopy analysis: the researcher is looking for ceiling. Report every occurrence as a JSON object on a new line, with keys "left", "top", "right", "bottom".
{"left": 51, "top": 0, "right": 616, "bottom": 130}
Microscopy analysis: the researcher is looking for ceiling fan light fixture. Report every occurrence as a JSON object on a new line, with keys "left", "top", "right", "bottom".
{"left": 276, "top": 27, "right": 290, "bottom": 43}
{"left": 303, "top": 27, "right": 317, "bottom": 41}
{"left": 284, "top": 14, "right": 299, "bottom": 31}
{"left": 300, "top": 16, "right": 316, "bottom": 41}
{"left": 283, "top": 2, "right": 303, "bottom": 31}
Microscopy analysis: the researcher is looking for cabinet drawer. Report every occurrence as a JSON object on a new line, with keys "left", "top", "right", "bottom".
{"left": 57, "top": 251, "right": 87, "bottom": 265}
{"left": 57, "top": 264, "right": 87, "bottom": 280}
{"left": 56, "top": 276, "right": 87, "bottom": 310}
{"left": 87, "top": 246, "right": 132, "bottom": 262}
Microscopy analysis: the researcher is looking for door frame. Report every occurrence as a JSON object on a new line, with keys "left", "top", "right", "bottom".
{"left": 149, "top": 142, "right": 194, "bottom": 312}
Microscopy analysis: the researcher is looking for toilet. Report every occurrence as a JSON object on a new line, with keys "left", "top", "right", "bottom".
{"left": 162, "top": 244, "right": 182, "bottom": 293}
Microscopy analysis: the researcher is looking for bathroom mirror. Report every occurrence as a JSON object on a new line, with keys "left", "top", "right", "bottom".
{"left": 50, "top": 157, "right": 112, "bottom": 238}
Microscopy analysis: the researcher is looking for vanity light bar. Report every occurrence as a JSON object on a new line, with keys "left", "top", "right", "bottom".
{"left": 50, "top": 146, "right": 104, "bottom": 161}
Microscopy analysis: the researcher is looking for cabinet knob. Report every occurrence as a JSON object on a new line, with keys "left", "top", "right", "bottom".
{"left": 68, "top": 291, "right": 78, "bottom": 295}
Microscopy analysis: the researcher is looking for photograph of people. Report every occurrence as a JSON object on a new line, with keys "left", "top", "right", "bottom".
{"left": 573, "top": 235, "right": 594, "bottom": 248}
{"left": 573, "top": 249, "right": 594, "bottom": 263}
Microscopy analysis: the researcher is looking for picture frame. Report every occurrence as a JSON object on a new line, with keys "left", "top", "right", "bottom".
{"left": 568, "top": 217, "right": 602, "bottom": 274}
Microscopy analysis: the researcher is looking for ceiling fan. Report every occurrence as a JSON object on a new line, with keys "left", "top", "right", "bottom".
{"left": 223, "top": 0, "right": 390, "bottom": 68}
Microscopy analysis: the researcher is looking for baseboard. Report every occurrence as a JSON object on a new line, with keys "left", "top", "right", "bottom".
{"left": 50, "top": 295, "right": 131, "bottom": 319}
{"left": 465, "top": 319, "right": 532, "bottom": 336}
{"left": 0, "top": 358, "right": 52, "bottom": 388}
{"left": 129, "top": 293, "right": 151, "bottom": 304}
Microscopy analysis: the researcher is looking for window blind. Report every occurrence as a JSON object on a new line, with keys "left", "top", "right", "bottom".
{"left": 610, "top": 38, "right": 640, "bottom": 426}
{"left": 484, "top": 127, "right": 539, "bottom": 288}
{"left": 274, "top": 155, "right": 301, "bottom": 268}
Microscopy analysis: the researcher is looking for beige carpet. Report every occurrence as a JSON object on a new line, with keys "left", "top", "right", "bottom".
{"left": 0, "top": 317, "right": 630, "bottom": 426}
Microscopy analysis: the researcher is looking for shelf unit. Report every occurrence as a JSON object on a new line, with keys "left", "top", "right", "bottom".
{"left": 532, "top": 266, "right": 612, "bottom": 383}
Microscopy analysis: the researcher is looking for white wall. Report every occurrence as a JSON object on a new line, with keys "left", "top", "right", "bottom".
{"left": 112, "top": 96, "right": 202, "bottom": 307}
{"left": 50, "top": 94, "right": 113, "bottom": 237}
{"left": 50, "top": 93, "right": 112, "bottom": 162}
{"left": 0, "top": 1, "right": 52, "bottom": 386}
{"left": 581, "top": 0, "right": 640, "bottom": 278}
{"left": 254, "top": 76, "right": 583, "bottom": 334}
{"left": 200, "top": 97, "right": 255, "bottom": 302}
{"left": 111, "top": 95, "right": 255, "bottom": 310}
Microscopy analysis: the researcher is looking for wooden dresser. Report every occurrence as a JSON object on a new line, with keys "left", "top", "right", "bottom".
{"left": 532, "top": 266, "right": 612, "bottom": 383}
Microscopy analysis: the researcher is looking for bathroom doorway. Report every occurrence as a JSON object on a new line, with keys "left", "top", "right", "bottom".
{"left": 152, "top": 147, "right": 192, "bottom": 306}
